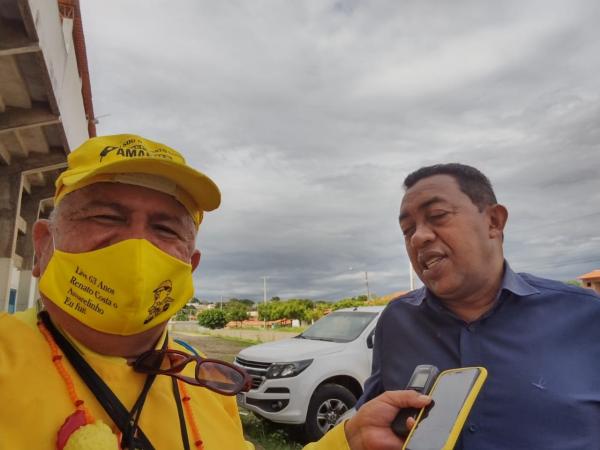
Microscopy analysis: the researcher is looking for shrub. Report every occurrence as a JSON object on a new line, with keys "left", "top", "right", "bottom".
{"left": 197, "top": 309, "right": 228, "bottom": 329}
{"left": 174, "top": 310, "right": 189, "bottom": 321}
{"left": 332, "top": 298, "right": 366, "bottom": 310}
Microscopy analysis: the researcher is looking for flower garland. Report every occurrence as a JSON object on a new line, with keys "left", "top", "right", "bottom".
{"left": 38, "top": 320, "right": 118, "bottom": 450}
{"left": 178, "top": 380, "right": 204, "bottom": 449}
{"left": 38, "top": 321, "right": 204, "bottom": 450}
{"left": 38, "top": 321, "right": 94, "bottom": 425}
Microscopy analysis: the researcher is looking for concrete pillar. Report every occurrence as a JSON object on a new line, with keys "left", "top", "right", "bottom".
{"left": 16, "top": 269, "right": 35, "bottom": 310}
{"left": 0, "top": 172, "right": 23, "bottom": 311}
{"left": 0, "top": 258, "right": 14, "bottom": 312}
{"left": 15, "top": 184, "right": 54, "bottom": 311}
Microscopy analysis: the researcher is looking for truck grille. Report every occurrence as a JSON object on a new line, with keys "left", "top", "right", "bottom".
{"left": 235, "top": 357, "right": 271, "bottom": 390}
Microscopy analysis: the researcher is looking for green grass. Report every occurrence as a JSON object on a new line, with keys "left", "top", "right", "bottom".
{"left": 241, "top": 410, "right": 303, "bottom": 450}
{"left": 272, "top": 326, "right": 306, "bottom": 333}
{"left": 233, "top": 325, "right": 307, "bottom": 333}
{"left": 216, "top": 334, "right": 263, "bottom": 345}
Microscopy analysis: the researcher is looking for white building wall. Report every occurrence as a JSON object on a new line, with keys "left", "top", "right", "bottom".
{"left": 27, "top": 0, "right": 89, "bottom": 150}
{"left": 2, "top": 0, "right": 91, "bottom": 311}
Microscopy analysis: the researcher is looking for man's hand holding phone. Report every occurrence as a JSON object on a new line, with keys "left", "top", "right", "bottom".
{"left": 344, "top": 390, "right": 432, "bottom": 450}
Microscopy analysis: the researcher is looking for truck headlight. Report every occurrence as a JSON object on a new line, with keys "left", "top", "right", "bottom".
{"left": 266, "top": 359, "right": 313, "bottom": 379}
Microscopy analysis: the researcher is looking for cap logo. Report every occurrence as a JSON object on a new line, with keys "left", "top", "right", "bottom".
{"left": 99, "top": 146, "right": 119, "bottom": 162}
{"left": 97, "top": 137, "right": 178, "bottom": 163}
{"left": 99, "top": 145, "right": 148, "bottom": 162}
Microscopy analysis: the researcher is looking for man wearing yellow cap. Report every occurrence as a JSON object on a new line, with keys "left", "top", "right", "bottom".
{"left": 0, "top": 134, "right": 429, "bottom": 450}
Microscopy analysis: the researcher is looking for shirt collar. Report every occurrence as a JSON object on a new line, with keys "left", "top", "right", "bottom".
{"left": 412, "top": 261, "right": 539, "bottom": 318}
{"left": 500, "top": 262, "right": 539, "bottom": 297}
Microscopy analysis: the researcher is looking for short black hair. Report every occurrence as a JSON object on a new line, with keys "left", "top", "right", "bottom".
{"left": 403, "top": 163, "right": 497, "bottom": 211}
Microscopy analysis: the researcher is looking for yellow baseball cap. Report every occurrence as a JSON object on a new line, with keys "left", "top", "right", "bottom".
{"left": 54, "top": 134, "right": 221, "bottom": 226}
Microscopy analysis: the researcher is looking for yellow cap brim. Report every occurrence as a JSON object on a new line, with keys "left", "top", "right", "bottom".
{"left": 57, "top": 157, "right": 221, "bottom": 213}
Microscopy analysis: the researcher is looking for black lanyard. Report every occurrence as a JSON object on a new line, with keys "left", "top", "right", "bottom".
{"left": 39, "top": 311, "right": 191, "bottom": 450}
{"left": 172, "top": 377, "right": 191, "bottom": 450}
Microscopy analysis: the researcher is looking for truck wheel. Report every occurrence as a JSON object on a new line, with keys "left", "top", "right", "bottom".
{"left": 304, "top": 384, "right": 357, "bottom": 442}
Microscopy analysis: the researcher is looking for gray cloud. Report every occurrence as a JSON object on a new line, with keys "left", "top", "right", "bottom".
{"left": 81, "top": 0, "right": 600, "bottom": 300}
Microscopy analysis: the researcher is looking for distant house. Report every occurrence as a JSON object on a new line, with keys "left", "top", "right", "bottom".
{"left": 578, "top": 270, "right": 600, "bottom": 294}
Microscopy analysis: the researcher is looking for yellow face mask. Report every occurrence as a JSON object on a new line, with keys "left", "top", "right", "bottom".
{"left": 39, "top": 239, "right": 194, "bottom": 336}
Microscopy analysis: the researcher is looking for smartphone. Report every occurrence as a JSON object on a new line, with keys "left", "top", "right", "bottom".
{"left": 402, "top": 367, "right": 487, "bottom": 450}
{"left": 391, "top": 365, "right": 439, "bottom": 437}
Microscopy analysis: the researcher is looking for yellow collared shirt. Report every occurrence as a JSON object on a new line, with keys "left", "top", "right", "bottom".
{"left": 0, "top": 310, "right": 350, "bottom": 450}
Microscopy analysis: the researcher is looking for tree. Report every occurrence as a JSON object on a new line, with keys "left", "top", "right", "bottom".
{"left": 226, "top": 304, "right": 249, "bottom": 326}
{"left": 238, "top": 299, "right": 255, "bottom": 308}
{"left": 332, "top": 298, "right": 365, "bottom": 310}
{"left": 257, "top": 302, "right": 277, "bottom": 321}
{"left": 281, "top": 300, "right": 309, "bottom": 321}
{"left": 174, "top": 309, "right": 189, "bottom": 321}
{"left": 224, "top": 300, "right": 250, "bottom": 311}
{"left": 227, "top": 298, "right": 254, "bottom": 308}
{"left": 256, "top": 299, "right": 317, "bottom": 324}
{"left": 197, "top": 309, "right": 228, "bottom": 329}
{"left": 304, "top": 304, "right": 328, "bottom": 323}
{"left": 174, "top": 305, "right": 196, "bottom": 321}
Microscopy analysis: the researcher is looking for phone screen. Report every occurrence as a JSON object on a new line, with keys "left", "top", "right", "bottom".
{"left": 404, "top": 368, "right": 482, "bottom": 450}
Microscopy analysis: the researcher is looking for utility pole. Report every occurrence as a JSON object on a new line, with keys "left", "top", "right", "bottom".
{"left": 409, "top": 261, "right": 415, "bottom": 290}
{"left": 349, "top": 266, "right": 371, "bottom": 300}
{"left": 261, "top": 276, "right": 268, "bottom": 329}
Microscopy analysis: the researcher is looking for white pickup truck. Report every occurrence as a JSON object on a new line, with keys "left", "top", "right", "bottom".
{"left": 234, "top": 306, "right": 384, "bottom": 442}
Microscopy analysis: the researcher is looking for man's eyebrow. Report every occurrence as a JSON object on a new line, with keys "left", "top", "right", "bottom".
{"left": 69, "top": 200, "right": 189, "bottom": 224}
{"left": 69, "top": 200, "right": 128, "bottom": 215}
{"left": 150, "top": 212, "right": 196, "bottom": 237}
{"left": 399, "top": 196, "right": 447, "bottom": 222}
{"left": 150, "top": 212, "right": 187, "bottom": 226}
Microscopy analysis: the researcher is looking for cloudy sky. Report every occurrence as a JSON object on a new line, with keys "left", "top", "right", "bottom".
{"left": 80, "top": 0, "right": 600, "bottom": 301}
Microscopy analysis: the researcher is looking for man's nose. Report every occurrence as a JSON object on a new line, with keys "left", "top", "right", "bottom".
{"left": 410, "top": 223, "right": 436, "bottom": 249}
{"left": 119, "top": 216, "right": 153, "bottom": 241}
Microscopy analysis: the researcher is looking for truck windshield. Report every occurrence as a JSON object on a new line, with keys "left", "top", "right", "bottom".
{"left": 298, "top": 311, "right": 377, "bottom": 343}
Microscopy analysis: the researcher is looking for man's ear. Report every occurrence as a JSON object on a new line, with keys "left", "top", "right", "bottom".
{"left": 190, "top": 249, "right": 201, "bottom": 271}
{"left": 32, "top": 219, "right": 52, "bottom": 277}
{"left": 487, "top": 204, "right": 508, "bottom": 239}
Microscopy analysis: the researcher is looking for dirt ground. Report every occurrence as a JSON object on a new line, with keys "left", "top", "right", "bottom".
{"left": 171, "top": 333, "right": 269, "bottom": 449}
{"left": 171, "top": 332, "right": 252, "bottom": 363}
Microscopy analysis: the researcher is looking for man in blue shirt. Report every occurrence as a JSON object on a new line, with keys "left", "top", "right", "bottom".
{"left": 357, "top": 163, "right": 600, "bottom": 449}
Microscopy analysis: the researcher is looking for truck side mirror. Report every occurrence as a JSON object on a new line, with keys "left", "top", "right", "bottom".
{"left": 366, "top": 329, "right": 375, "bottom": 349}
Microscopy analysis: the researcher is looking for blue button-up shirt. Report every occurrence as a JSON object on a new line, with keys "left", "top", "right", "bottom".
{"left": 357, "top": 264, "right": 600, "bottom": 449}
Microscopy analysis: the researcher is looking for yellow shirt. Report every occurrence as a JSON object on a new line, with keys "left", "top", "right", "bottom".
{"left": 0, "top": 310, "right": 350, "bottom": 450}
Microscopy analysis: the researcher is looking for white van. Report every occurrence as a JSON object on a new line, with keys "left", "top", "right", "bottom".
{"left": 234, "top": 306, "right": 384, "bottom": 442}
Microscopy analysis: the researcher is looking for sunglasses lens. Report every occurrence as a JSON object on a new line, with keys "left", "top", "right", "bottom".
{"left": 135, "top": 350, "right": 249, "bottom": 394}
{"left": 166, "top": 353, "right": 189, "bottom": 371}
{"left": 197, "top": 361, "right": 246, "bottom": 395}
